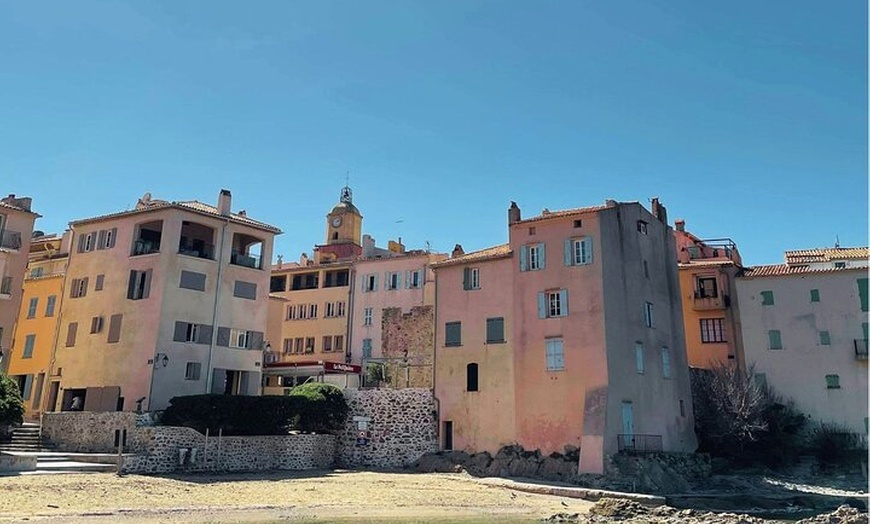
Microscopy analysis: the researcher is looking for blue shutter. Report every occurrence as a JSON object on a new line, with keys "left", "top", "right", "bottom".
{"left": 520, "top": 246, "right": 529, "bottom": 272}
{"left": 564, "top": 239, "right": 573, "bottom": 266}
{"left": 559, "top": 289, "right": 569, "bottom": 316}
{"left": 373, "top": 274, "right": 378, "bottom": 291}
{"left": 405, "top": 270, "right": 411, "bottom": 288}
{"left": 462, "top": 268, "right": 470, "bottom": 290}
{"left": 537, "top": 292, "right": 547, "bottom": 319}
{"left": 22, "top": 375, "right": 33, "bottom": 400}
{"left": 538, "top": 243, "right": 546, "bottom": 269}
{"left": 585, "top": 238, "right": 593, "bottom": 264}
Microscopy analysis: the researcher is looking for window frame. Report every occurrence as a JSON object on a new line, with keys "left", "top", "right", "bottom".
{"left": 485, "top": 317, "right": 505, "bottom": 344}
{"left": 700, "top": 318, "right": 726, "bottom": 343}
{"left": 545, "top": 337, "right": 565, "bottom": 371}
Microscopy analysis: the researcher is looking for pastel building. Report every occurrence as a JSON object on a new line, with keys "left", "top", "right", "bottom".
{"left": 5, "top": 233, "right": 69, "bottom": 420}
{"left": 350, "top": 242, "right": 446, "bottom": 388}
{"left": 0, "top": 195, "right": 38, "bottom": 370}
{"left": 673, "top": 220, "right": 745, "bottom": 369}
{"left": 52, "top": 190, "right": 279, "bottom": 411}
{"left": 736, "top": 247, "right": 869, "bottom": 434}
{"left": 434, "top": 199, "right": 697, "bottom": 474}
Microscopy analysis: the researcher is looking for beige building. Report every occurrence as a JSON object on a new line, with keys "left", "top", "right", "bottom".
{"left": 736, "top": 247, "right": 869, "bottom": 435}
{"left": 0, "top": 195, "right": 38, "bottom": 371}
{"left": 52, "top": 190, "right": 280, "bottom": 412}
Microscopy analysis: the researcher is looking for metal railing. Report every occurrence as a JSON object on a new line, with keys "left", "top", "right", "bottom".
{"left": 178, "top": 242, "right": 215, "bottom": 260}
{"left": 132, "top": 239, "right": 161, "bottom": 256}
{"left": 617, "top": 434, "right": 663, "bottom": 453}
{"left": 0, "top": 229, "right": 21, "bottom": 250}
{"left": 855, "top": 339, "right": 868, "bottom": 359}
{"left": 230, "top": 250, "right": 261, "bottom": 269}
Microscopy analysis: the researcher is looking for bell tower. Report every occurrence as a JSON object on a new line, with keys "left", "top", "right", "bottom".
{"left": 316, "top": 185, "right": 363, "bottom": 263}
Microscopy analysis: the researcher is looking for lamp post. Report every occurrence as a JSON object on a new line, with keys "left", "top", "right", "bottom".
{"left": 145, "top": 352, "right": 170, "bottom": 412}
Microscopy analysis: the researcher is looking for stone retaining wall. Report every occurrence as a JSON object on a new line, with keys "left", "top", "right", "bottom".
{"left": 42, "top": 412, "right": 152, "bottom": 453}
{"left": 338, "top": 388, "right": 437, "bottom": 468}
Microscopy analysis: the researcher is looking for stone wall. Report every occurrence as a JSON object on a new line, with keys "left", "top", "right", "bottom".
{"left": 381, "top": 306, "right": 434, "bottom": 388}
{"left": 338, "top": 388, "right": 437, "bottom": 468}
{"left": 42, "top": 412, "right": 152, "bottom": 453}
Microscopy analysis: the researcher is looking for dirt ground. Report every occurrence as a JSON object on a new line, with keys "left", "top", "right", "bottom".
{"left": 0, "top": 470, "right": 593, "bottom": 523}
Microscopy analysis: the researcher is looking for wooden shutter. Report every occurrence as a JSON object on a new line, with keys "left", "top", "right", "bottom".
{"left": 95, "top": 274, "right": 104, "bottom": 291}
{"left": 142, "top": 270, "right": 152, "bottom": 299}
{"left": 858, "top": 278, "right": 869, "bottom": 312}
{"left": 249, "top": 331, "right": 264, "bottom": 350}
{"left": 559, "top": 289, "right": 569, "bottom": 316}
{"left": 537, "top": 292, "right": 547, "bottom": 319}
{"left": 583, "top": 238, "right": 593, "bottom": 264}
{"left": 197, "top": 324, "right": 213, "bottom": 345}
{"left": 127, "top": 271, "right": 137, "bottom": 299}
{"left": 107, "top": 314, "right": 123, "bottom": 343}
{"left": 216, "top": 327, "right": 230, "bottom": 347}
{"left": 564, "top": 239, "right": 573, "bottom": 266}
{"left": 462, "top": 268, "right": 470, "bottom": 290}
{"left": 65, "top": 322, "right": 78, "bottom": 347}
{"left": 180, "top": 271, "right": 206, "bottom": 291}
{"left": 173, "top": 321, "right": 187, "bottom": 342}
{"left": 97, "top": 230, "right": 107, "bottom": 250}
{"left": 77, "top": 234, "right": 86, "bottom": 253}
{"left": 22, "top": 375, "right": 32, "bottom": 400}
{"left": 108, "top": 228, "right": 117, "bottom": 248}
{"left": 519, "top": 246, "right": 529, "bottom": 271}
{"left": 538, "top": 243, "right": 546, "bottom": 269}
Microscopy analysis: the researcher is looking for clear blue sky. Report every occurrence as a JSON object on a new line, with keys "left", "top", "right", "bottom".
{"left": 1, "top": 1, "right": 866, "bottom": 266}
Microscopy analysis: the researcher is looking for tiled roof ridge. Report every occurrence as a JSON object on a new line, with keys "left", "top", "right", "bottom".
{"left": 784, "top": 246, "right": 868, "bottom": 263}
{"left": 740, "top": 263, "right": 867, "bottom": 278}
{"left": 514, "top": 204, "right": 611, "bottom": 225}
{"left": 431, "top": 243, "right": 511, "bottom": 268}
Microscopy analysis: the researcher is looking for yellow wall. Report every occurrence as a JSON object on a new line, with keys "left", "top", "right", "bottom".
{"left": 678, "top": 266, "right": 734, "bottom": 368}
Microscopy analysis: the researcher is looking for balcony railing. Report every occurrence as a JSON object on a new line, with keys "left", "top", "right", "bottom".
{"left": 0, "top": 229, "right": 22, "bottom": 250}
{"left": 855, "top": 339, "right": 868, "bottom": 360}
{"left": 132, "top": 239, "right": 161, "bottom": 256}
{"left": 178, "top": 242, "right": 215, "bottom": 260}
{"left": 617, "top": 434, "right": 663, "bottom": 453}
{"left": 692, "top": 292, "right": 727, "bottom": 311}
{"left": 231, "top": 250, "right": 262, "bottom": 269}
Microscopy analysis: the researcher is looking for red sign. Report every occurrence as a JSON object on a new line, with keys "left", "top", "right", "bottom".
{"left": 324, "top": 361, "right": 362, "bottom": 374}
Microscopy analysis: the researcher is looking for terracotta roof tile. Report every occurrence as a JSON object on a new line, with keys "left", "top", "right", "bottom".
{"left": 69, "top": 200, "right": 281, "bottom": 234}
{"left": 431, "top": 244, "right": 512, "bottom": 268}
{"left": 514, "top": 204, "right": 610, "bottom": 225}
{"left": 0, "top": 201, "right": 41, "bottom": 216}
{"left": 740, "top": 264, "right": 867, "bottom": 278}
{"left": 678, "top": 260, "right": 738, "bottom": 269}
{"left": 784, "top": 247, "right": 868, "bottom": 264}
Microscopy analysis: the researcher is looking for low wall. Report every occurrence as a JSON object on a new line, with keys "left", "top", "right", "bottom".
{"left": 42, "top": 412, "right": 151, "bottom": 453}
{"left": 0, "top": 453, "right": 37, "bottom": 472}
{"left": 338, "top": 388, "right": 437, "bottom": 468}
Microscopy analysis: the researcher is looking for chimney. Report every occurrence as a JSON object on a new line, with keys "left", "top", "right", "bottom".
{"left": 508, "top": 201, "right": 521, "bottom": 225}
{"left": 651, "top": 197, "right": 667, "bottom": 224}
{"left": 362, "top": 234, "right": 375, "bottom": 257}
{"left": 452, "top": 244, "right": 464, "bottom": 258}
{"left": 276, "top": 254, "right": 283, "bottom": 268}
{"left": 300, "top": 253, "right": 309, "bottom": 266}
{"left": 1, "top": 194, "right": 33, "bottom": 212}
{"left": 217, "top": 189, "right": 232, "bottom": 216}
{"left": 675, "top": 219, "right": 685, "bottom": 232}
{"left": 605, "top": 199, "right": 617, "bottom": 208}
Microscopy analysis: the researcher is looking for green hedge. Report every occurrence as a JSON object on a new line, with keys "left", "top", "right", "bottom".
{"left": 160, "top": 384, "right": 349, "bottom": 436}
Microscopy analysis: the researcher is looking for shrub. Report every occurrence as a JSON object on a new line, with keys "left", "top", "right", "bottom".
{"left": 0, "top": 374, "right": 24, "bottom": 429}
{"left": 810, "top": 422, "right": 865, "bottom": 464}
{"left": 160, "top": 395, "right": 303, "bottom": 436}
{"left": 287, "top": 383, "right": 349, "bottom": 433}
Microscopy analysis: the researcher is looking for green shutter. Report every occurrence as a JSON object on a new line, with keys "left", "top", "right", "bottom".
{"left": 564, "top": 239, "right": 573, "bottom": 266}
{"left": 761, "top": 291, "right": 774, "bottom": 306}
{"left": 858, "top": 278, "right": 868, "bottom": 312}
{"left": 819, "top": 331, "right": 831, "bottom": 346}
{"left": 462, "top": 268, "right": 470, "bottom": 290}
{"left": 768, "top": 330, "right": 782, "bottom": 350}
{"left": 810, "top": 289, "right": 820, "bottom": 302}
{"left": 537, "top": 292, "right": 547, "bottom": 319}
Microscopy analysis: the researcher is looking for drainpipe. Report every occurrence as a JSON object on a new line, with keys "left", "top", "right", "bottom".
{"left": 205, "top": 220, "right": 230, "bottom": 394}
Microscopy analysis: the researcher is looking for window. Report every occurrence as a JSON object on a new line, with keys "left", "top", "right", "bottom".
{"left": 834, "top": 262, "right": 846, "bottom": 269}
{"left": 462, "top": 267, "right": 480, "bottom": 290}
{"left": 445, "top": 322, "right": 462, "bottom": 347}
{"left": 45, "top": 295, "right": 56, "bottom": 317}
{"left": 700, "top": 318, "right": 726, "bottom": 343}
{"left": 810, "top": 289, "right": 820, "bottom": 302}
{"left": 65, "top": 322, "right": 78, "bottom": 347}
{"left": 363, "top": 307, "right": 373, "bottom": 326}
{"left": 661, "top": 347, "right": 671, "bottom": 378}
{"left": 643, "top": 260, "right": 649, "bottom": 279}
{"left": 233, "top": 281, "right": 257, "bottom": 300}
{"left": 466, "top": 363, "right": 479, "bottom": 392}
{"left": 819, "top": 331, "right": 831, "bottom": 346}
{"left": 637, "top": 220, "right": 648, "bottom": 234}
{"left": 635, "top": 343, "right": 645, "bottom": 374}
{"left": 270, "top": 275, "right": 287, "bottom": 293}
{"left": 760, "top": 291, "right": 775, "bottom": 306}
{"left": 520, "top": 243, "right": 545, "bottom": 271}
{"left": 22, "top": 334, "right": 35, "bottom": 359}
{"left": 573, "top": 219, "right": 582, "bottom": 228}
{"left": 825, "top": 374, "right": 840, "bottom": 389}
{"left": 768, "top": 330, "right": 783, "bottom": 350}
{"left": 186, "top": 323, "right": 200, "bottom": 342}
{"left": 77, "top": 232, "right": 96, "bottom": 253}
{"left": 308, "top": 304, "right": 318, "bottom": 319}
{"left": 282, "top": 338, "right": 292, "bottom": 354}
{"left": 363, "top": 274, "right": 378, "bottom": 292}
{"left": 546, "top": 338, "right": 564, "bottom": 371}
{"left": 362, "top": 338, "right": 372, "bottom": 359}
{"left": 180, "top": 270, "right": 207, "bottom": 292}
{"left": 538, "top": 289, "right": 568, "bottom": 318}
{"left": 486, "top": 317, "right": 505, "bottom": 343}
{"left": 0, "top": 276, "right": 11, "bottom": 295}
{"left": 90, "top": 316, "right": 104, "bottom": 334}
{"left": 294, "top": 338, "right": 304, "bottom": 354}
{"left": 337, "top": 301, "right": 346, "bottom": 317}
{"left": 127, "top": 270, "right": 152, "bottom": 300}
{"left": 30, "top": 267, "right": 44, "bottom": 278}
{"left": 100, "top": 228, "right": 116, "bottom": 250}
{"left": 385, "top": 271, "right": 400, "bottom": 290}
{"left": 304, "top": 337, "right": 315, "bottom": 353}
{"left": 107, "top": 314, "right": 123, "bottom": 343}
{"left": 528, "top": 227, "right": 536, "bottom": 235}
{"left": 27, "top": 297, "right": 38, "bottom": 319}
{"left": 298, "top": 304, "right": 308, "bottom": 319}
{"left": 94, "top": 274, "right": 105, "bottom": 291}
{"left": 565, "top": 237, "right": 593, "bottom": 266}
{"left": 643, "top": 302, "right": 654, "bottom": 328}
{"left": 696, "top": 277, "right": 718, "bottom": 298}
{"left": 70, "top": 277, "right": 89, "bottom": 298}
{"left": 286, "top": 304, "right": 297, "bottom": 320}
{"left": 679, "top": 399, "right": 686, "bottom": 417}
{"left": 185, "top": 362, "right": 202, "bottom": 381}
{"left": 325, "top": 302, "right": 336, "bottom": 317}
{"left": 407, "top": 269, "right": 422, "bottom": 289}
{"left": 229, "top": 329, "right": 250, "bottom": 349}
{"left": 322, "top": 335, "right": 333, "bottom": 352}
{"left": 334, "top": 335, "right": 344, "bottom": 352}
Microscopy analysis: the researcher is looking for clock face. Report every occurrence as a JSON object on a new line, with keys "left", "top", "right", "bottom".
{"left": 332, "top": 216, "right": 342, "bottom": 227}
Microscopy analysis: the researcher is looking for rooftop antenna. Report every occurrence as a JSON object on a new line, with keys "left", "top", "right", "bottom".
{"left": 835, "top": 235, "right": 840, "bottom": 249}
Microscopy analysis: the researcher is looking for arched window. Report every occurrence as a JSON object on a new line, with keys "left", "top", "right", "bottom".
{"left": 466, "top": 363, "right": 479, "bottom": 392}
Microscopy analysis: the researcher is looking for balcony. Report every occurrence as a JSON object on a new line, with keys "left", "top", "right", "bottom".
{"left": 0, "top": 229, "right": 22, "bottom": 250}
{"left": 692, "top": 292, "right": 727, "bottom": 311}
{"left": 132, "top": 239, "right": 161, "bottom": 256}
{"left": 231, "top": 250, "right": 262, "bottom": 269}
{"left": 617, "top": 434, "right": 663, "bottom": 453}
{"left": 178, "top": 242, "right": 215, "bottom": 260}
{"left": 855, "top": 339, "right": 868, "bottom": 360}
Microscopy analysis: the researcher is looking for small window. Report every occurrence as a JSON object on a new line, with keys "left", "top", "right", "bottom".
{"left": 546, "top": 338, "right": 565, "bottom": 371}
{"left": 445, "top": 322, "right": 462, "bottom": 347}
{"left": 322, "top": 335, "right": 333, "bottom": 352}
{"left": 754, "top": 373, "right": 768, "bottom": 388}
{"left": 768, "top": 330, "right": 783, "bottom": 350}
{"left": 334, "top": 335, "right": 344, "bottom": 352}
{"left": 185, "top": 323, "right": 200, "bottom": 343}
{"left": 643, "top": 302, "right": 654, "bottom": 328}
{"left": 408, "top": 269, "right": 423, "bottom": 289}
{"left": 825, "top": 374, "right": 840, "bottom": 389}
{"left": 486, "top": 317, "right": 505, "bottom": 343}
{"left": 573, "top": 219, "right": 582, "bottom": 228}
{"left": 363, "top": 307, "right": 373, "bottom": 326}
{"left": 65, "top": 322, "right": 78, "bottom": 347}
{"left": 22, "top": 334, "right": 35, "bottom": 359}
{"left": 325, "top": 302, "right": 336, "bottom": 318}
{"left": 643, "top": 260, "right": 649, "bottom": 279}
{"left": 810, "top": 289, "right": 820, "bottom": 302}
{"left": 304, "top": 337, "right": 315, "bottom": 353}
{"left": 520, "top": 243, "right": 546, "bottom": 271}
{"left": 185, "top": 362, "right": 202, "bottom": 381}
{"left": 233, "top": 280, "right": 257, "bottom": 300}
{"left": 30, "top": 267, "right": 44, "bottom": 278}
{"left": 538, "top": 289, "right": 569, "bottom": 318}
{"left": 309, "top": 304, "right": 318, "bottom": 318}
{"left": 679, "top": 399, "right": 685, "bottom": 417}
{"left": 635, "top": 343, "right": 645, "bottom": 374}
{"left": 45, "top": 295, "right": 56, "bottom": 317}
{"left": 70, "top": 277, "right": 89, "bottom": 298}
{"left": 819, "top": 331, "right": 831, "bottom": 346}
{"left": 362, "top": 338, "right": 372, "bottom": 359}
{"left": 363, "top": 274, "right": 377, "bottom": 292}
{"left": 834, "top": 262, "right": 846, "bottom": 269}
{"left": 696, "top": 277, "right": 718, "bottom": 298}
{"left": 661, "top": 347, "right": 671, "bottom": 378}
{"left": 700, "top": 318, "right": 726, "bottom": 343}
{"left": 180, "top": 271, "right": 207, "bottom": 291}
{"left": 229, "top": 329, "right": 250, "bottom": 349}
{"left": 564, "top": 237, "right": 592, "bottom": 266}
{"left": 466, "top": 363, "right": 479, "bottom": 392}
{"left": 94, "top": 274, "right": 105, "bottom": 291}
{"left": 637, "top": 220, "right": 648, "bottom": 235}
{"left": 294, "top": 338, "right": 304, "bottom": 353}
{"left": 760, "top": 291, "right": 774, "bottom": 306}
{"left": 127, "top": 270, "right": 151, "bottom": 300}
{"left": 90, "top": 316, "right": 104, "bottom": 334}
{"left": 27, "top": 297, "right": 38, "bottom": 319}
{"left": 336, "top": 301, "right": 346, "bottom": 317}
{"left": 528, "top": 227, "right": 536, "bottom": 235}
{"left": 385, "top": 271, "right": 400, "bottom": 291}
{"left": 463, "top": 267, "right": 480, "bottom": 290}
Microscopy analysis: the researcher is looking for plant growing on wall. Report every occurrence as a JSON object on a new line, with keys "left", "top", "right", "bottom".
{"left": 287, "top": 383, "right": 349, "bottom": 433}
{"left": 0, "top": 374, "right": 25, "bottom": 432}
{"left": 365, "top": 362, "right": 391, "bottom": 387}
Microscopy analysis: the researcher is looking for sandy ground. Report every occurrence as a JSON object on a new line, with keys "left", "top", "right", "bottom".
{"left": 0, "top": 470, "right": 593, "bottom": 523}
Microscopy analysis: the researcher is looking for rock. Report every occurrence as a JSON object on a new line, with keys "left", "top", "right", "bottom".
{"left": 588, "top": 498, "right": 649, "bottom": 519}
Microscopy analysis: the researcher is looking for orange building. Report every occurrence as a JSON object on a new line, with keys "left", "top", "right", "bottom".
{"left": 673, "top": 220, "right": 745, "bottom": 369}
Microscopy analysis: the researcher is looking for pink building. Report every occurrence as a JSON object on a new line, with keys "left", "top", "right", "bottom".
{"left": 434, "top": 199, "right": 697, "bottom": 473}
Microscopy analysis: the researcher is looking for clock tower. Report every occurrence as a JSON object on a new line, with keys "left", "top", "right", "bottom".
{"left": 316, "top": 185, "right": 363, "bottom": 262}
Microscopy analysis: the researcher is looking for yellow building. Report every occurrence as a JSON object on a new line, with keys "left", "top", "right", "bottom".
{"left": 263, "top": 187, "right": 362, "bottom": 392}
{"left": 6, "top": 233, "right": 68, "bottom": 420}
{"left": 673, "top": 220, "right": 745, "bottom": 369}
